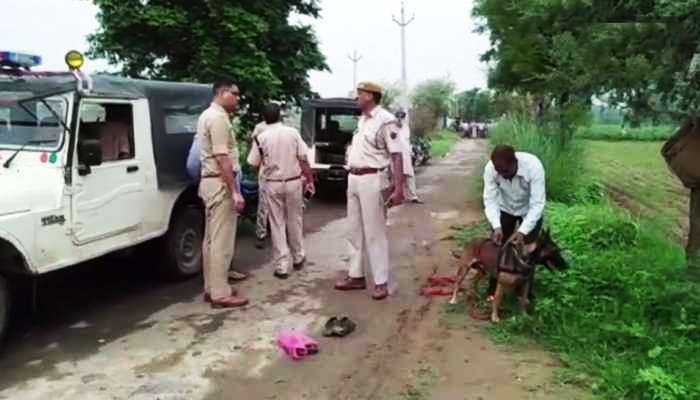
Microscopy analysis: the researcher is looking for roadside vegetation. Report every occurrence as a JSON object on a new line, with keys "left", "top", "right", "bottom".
{"left": 428, "top": 129, "right": 460, "bottom": 159}
{"left": 453, "top": 114, "right": 700, "bottom": 399}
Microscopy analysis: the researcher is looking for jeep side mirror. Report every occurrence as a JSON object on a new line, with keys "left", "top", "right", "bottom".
{"left": 78, "top": 139, "right": 102, "bottom": 175}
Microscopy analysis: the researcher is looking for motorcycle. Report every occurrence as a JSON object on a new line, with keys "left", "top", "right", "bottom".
{"left": 239, "top": 179, "right": 260, "bottom": 223}
{"left": 411, "top": 136, "right": 432, "bottom": 167}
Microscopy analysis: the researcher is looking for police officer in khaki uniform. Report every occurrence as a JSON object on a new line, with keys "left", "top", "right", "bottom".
{"left": 335, "top": 82, "right": 406, "bottom": 300}
{"left": 198, "top": 80, "right": 249, "bottom": 308}
{"left": 247, "top": 103, "right": 315, "bottom": 279}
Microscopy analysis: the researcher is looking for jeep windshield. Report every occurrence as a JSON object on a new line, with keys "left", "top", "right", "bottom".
{"left": 0, "top": 74, "right": 76, "bottom": 151}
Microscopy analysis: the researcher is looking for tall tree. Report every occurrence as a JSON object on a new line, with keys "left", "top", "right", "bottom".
{"left": 474, "top": 0, "right": 700, "bottom": 278}
{"left": 88, "top": 0, "right": 328, "bottom": 120}
{"left": 456, "top": 88, "right": 494, "bottom": 122}
{"left": 411, "top": 78, "right": 456, "bottom": 130}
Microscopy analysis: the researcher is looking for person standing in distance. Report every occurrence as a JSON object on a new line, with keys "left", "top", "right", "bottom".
{"left": 335, "top": 82, "right": 406, "bottom": 300}
{"left": 198, "top": 79, "right": 249, "bottom": 308}
{"left": 394, "top": 109, "right": 422, "bottom": 204}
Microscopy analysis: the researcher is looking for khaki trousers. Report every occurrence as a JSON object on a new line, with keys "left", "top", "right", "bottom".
{"left": 401, "top": 146, "right": 418, "bottom": 201}
{"left": 267, "top": 178, "right": 305, "bottom": 273}
{"left": 255, "top": 176, "right": 269, "bottom": 240}
{"left": 347, "top": 173, "right": 390, "bottom": 285}
{"left": 405, "top": 174, "right": 418, "bottom": 201}
{"left": 199, "top": 178, "right": 236, "bottom": 299}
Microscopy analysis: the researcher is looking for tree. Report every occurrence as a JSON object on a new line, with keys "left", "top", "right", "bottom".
{"left": 456, "top": 88, "right": 494, "bottom": 122}
{"left": 474, "top": 0, "right": 700, "bottom": 278}
{"left": 411, "top": 78, "right": 456, "bottom": 131}
{"left": 88, "top": 0, "right": 328, "bottom": 127}
{"left": 380, "top": 81, "right": 405, "bottom": 110}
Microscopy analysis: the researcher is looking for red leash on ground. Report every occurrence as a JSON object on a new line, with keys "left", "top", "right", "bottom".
{"left": 421, "top": 275, "right": 456, "bottom": 297}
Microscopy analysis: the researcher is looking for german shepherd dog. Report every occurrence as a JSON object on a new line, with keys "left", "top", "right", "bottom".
{"left": 449, "top": 230, "right": 568, "bottom": 322}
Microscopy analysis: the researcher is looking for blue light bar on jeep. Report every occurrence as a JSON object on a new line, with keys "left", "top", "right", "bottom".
{"left": 0, "top": 51, "right": 42, "bottom": 68}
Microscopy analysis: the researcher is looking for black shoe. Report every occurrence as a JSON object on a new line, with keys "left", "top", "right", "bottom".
{"left": 273, "top": 270, "right": 289, "bottom": 280}
{"left": 293, "top": 257, "right": 306, "bottom": 271}
{"left": 255, "top": 238, "right": 265, "bottom": 249}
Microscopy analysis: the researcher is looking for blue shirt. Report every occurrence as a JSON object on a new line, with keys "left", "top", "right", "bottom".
{"left": 187, "top": 135, "right": 241, "bottom": 193}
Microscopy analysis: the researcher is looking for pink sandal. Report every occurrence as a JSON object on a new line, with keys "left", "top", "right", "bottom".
{"left": 297, "top": 332, "right": 319, "bottom": 355}
{"left": 276, "top": 330, "right": 320, "bottom": 360}
{"left": 277, "top": 330, "right": 308, "bottom": 361}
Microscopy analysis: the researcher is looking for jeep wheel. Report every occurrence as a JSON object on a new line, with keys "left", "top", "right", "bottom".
{"left": 163, "top": 205, "right": 204, "bottom": 279}
{"left": 0, "top": 275, "right": 9, "bottom": 341}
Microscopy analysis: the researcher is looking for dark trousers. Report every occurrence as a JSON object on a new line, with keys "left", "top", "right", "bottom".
{"left": 488, "top": 211, "right": 543, "bottom": 297}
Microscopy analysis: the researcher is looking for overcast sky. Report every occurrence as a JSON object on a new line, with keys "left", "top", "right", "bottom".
{"left": 1, "top": 0, "right": 490, "bottom": 97}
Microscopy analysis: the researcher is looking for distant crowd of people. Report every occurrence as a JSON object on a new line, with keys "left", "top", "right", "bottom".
{"left": 455, "top": 120, "right": 489, "bottom": 138}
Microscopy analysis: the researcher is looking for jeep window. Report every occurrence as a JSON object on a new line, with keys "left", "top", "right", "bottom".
{"left": 164, "top": 104, "right": 207, "bottom": 135}
{"left": 0, "top": 94, "right": 68, "bottom": 150}
{"left": 78, "top": 102, "right": 135, "bottom": 162}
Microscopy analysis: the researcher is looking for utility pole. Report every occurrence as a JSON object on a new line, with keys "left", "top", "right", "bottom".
{"left": 348, "top": 49, "right": 362, "bottom": 93}
{"left": 393, "top": 0, "right": 415, "bottom": 108}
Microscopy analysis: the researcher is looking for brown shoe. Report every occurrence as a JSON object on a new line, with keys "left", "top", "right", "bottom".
{"left": 204, "top": 288, "right": 237, "bottom": 303}
{"left": 372, "top": 284, "right": 389, "bottom": 300}
{"left": 210, "top": 295, "right": 249, "bottom": 309}
{"left": 204, "top": 286, "right": 237, "bottom": 302}
{"left": 334, "top": 276, "right": 367, "bottom": 291}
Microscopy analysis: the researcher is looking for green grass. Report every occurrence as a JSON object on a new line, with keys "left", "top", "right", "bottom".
{"left": 577, "top": 124, "right": 676, "bottom": 142}
{"left": 585, "top": 140, "right": 689, "bottom": 237}
{"left": 429, "top": 129, "right": 460, "bottom": 158}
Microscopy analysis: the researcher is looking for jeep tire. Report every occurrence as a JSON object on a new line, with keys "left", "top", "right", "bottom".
{"left": 162, "top": 205, "right": 204, "bottom": 279}
{"left": 0, "top": 275, "right": 9, "bottom": 342}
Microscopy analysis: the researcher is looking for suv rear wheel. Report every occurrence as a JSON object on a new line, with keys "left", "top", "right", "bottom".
{"left": 0, "top": 275, "right": 10, "bottom": 341}
{"left": 162, "top": 205, "right": 204, "bottom": 279}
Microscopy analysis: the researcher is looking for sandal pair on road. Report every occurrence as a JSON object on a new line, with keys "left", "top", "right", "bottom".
{"left": 323, "top": 316, "right": 356, "bottom": 337}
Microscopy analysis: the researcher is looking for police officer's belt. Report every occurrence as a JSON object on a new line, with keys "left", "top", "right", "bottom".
{"left": 266, "top": 175, "right": 301, "bottom": 182}
{"left": 349, "top": 167, "right": 382, "bottom": 175}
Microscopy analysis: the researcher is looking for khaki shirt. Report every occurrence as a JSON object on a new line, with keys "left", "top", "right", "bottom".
{"left": 247, "top": 122, "right": 308, "bottom": 181}
{"left": 251, "top": 121, "right": 268, "bottom": 139}
{"left": 347, "top": 106, "right": 403, "bottom": 169}
{"left": 198, "top": 103, "right": 239, "bottom": 177}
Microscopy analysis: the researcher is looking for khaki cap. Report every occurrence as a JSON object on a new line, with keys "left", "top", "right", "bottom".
{"left": 357, "top": 81, "right": 383, "bottom": 95}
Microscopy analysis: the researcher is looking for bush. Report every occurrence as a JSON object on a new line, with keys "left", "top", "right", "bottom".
{"left": 490, "top": 202, "right": 700, "bottom": 399}
{"left": 487, "top": 114, "right": 587, "bottom": 203}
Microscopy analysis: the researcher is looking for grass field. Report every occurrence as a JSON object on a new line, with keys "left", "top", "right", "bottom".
{"left": 585, "top": 140, "right": 689, "bottom": 238}
{"left": 429, "top": 129, "right": 460, "bottom": 159}
{"left": 577, "top": 123, "right": 676, "bottom": 141}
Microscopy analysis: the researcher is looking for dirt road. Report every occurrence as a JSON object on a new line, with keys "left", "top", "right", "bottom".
{"left": 0, "top": 139, "right": 581, "bottom": 400}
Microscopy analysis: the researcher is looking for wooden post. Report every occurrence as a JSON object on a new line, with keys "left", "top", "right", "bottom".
{"left": 689, "top": 188, "right": 700, "bottom": 281}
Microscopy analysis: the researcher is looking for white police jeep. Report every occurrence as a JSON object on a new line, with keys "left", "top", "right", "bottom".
{"left": 0, "top": 51, "right": 211, "bottom": 339}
